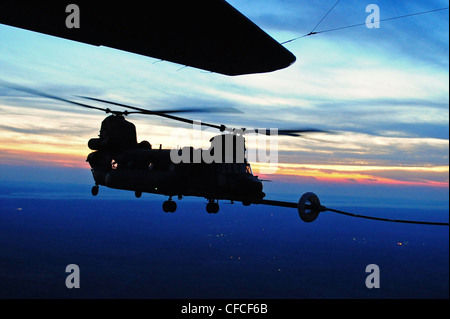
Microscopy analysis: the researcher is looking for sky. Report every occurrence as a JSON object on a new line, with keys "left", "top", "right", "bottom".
{"left": 0, "top": 0, "right": 448, "bottom": 208}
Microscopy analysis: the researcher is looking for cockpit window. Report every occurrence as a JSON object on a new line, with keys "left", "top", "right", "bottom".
{"left": 246, "top": 163, "right": 253, "bottom": 175}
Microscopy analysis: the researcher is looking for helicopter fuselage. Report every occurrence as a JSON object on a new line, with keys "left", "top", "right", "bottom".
{"left": 85, "top": 115, "right": 265, "bottom": 213}
{"left": 87, "top": 147, "right": 265, "bottom": 209}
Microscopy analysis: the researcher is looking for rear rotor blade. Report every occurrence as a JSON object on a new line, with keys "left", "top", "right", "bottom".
{"left": 278, "top": 129, "right": 332, "bottom": 136}
{"left": 254, "top": 128, "right": 332, "bottom": 137}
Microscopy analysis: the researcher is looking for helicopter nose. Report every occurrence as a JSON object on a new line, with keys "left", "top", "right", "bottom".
{"left": 254, "top": 180, "right": 263, "bottom": 193}
{"left": 242, "top": 178, "right": 263, "bottom": 195}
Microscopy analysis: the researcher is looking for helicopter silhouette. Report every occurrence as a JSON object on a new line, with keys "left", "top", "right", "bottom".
{"left": 1, "top": 82, "right": 331, "bottom": 221}
{"left": 80, "top": 96, "right": 330, "bottom": 217}
{"left": 87, "top": 113, "right": 262, "bottom": 214}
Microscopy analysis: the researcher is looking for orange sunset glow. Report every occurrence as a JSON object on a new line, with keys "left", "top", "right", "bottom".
{"left": 254, "top": 162, "right": 449, "bottom": 187}
{"left": 1, "top": 140, "right": 447, "bottom": 189}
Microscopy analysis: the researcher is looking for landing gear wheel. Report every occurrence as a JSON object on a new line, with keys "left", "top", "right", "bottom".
{"left": 135, "top": 191, "right": 142, "bottom": 198}
{"left": 162, "top": 201, "right": 170, "bottom": 213}
{"left": 91, "top": 185, "right": 99, "bottom": 196}
{"left": 206, "top": 201, "right": 219, "bottom": 214}
{"left": 298, "top": 192, "right": 321, "bottom": 223}
{"left": 163, "top": 200, "right": 177, "bottom": 213}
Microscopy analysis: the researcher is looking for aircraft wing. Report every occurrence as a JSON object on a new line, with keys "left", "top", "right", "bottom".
{"left": 0, "top": 1, "right": 296, "bottom": 76}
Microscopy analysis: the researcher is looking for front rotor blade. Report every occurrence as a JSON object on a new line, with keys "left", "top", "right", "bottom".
{"left": 79, "top": 96, "right": 231, "bottom": 132}
{"left": 1, "top": 82, "right": 112, "bottom": 114}
{"left": 78, "top": 96, "right": 242, "bottom": 114}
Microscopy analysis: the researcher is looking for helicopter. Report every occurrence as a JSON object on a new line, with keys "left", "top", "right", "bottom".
{"left": 1, "top": 82, "right": 331, "bottom": 222}
{"left": 79, "top": 96, "right": 330, "bottom": 217}
{"left": 87, "top": 113, "right": 263, "bottom": 214}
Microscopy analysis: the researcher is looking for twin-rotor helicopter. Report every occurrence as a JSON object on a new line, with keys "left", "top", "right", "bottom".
{"left": 5, "top": 84, "right": 332, "bottom": 223}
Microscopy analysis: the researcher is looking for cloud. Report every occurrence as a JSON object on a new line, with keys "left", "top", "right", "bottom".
{"left": 277, "top": 131, "right": 449, "bottom": 166}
